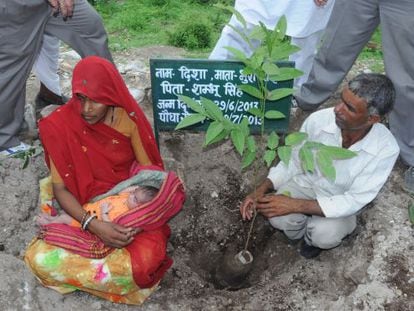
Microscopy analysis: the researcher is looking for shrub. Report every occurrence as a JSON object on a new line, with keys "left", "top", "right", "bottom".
{"left": 168, "top": 22, "right": 212, "bottom": 49}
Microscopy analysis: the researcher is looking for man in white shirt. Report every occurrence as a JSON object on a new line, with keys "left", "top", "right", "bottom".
{"left": 240, "top": 73, "right": 399, "bottom": 258}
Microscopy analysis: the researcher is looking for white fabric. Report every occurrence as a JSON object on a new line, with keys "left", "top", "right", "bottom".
{"left": 209, "top": 0, "right": 334, "bottom": 88}
{"left": 234, "top": 0, "right": 334, "bottom": 37}
{"left": 267, "top": 108, "right": 400, "bottom": 218}
{"left": 34, "top": 34, "right": 61, "bottom": 96}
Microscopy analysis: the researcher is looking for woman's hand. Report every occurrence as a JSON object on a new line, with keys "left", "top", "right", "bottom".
{"left": 88, "top": 219, "right": 140, "bottom": 248}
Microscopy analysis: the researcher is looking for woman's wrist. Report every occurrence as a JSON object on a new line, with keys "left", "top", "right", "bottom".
{"left": 87, "top": 218, "right": 101, "bottom": 234}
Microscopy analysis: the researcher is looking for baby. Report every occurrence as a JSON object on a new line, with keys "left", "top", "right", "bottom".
{"left": 37, "top": 185, "right": 158, "bottom": 227}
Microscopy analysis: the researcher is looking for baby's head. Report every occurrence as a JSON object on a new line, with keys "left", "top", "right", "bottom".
{"left": 127, "top": 185, "right": 159, "bottom": 209}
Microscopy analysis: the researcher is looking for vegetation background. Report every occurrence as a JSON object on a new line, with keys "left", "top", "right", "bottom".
{"left": 88, "top": 0, "right": 384, "bottom": 72}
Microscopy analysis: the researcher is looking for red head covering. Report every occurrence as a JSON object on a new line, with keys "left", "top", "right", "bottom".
{"left": 39, "top": 56, "right": 163, "bottom": 204}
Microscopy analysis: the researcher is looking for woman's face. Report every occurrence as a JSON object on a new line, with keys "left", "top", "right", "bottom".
{"left": 77, "top": 94, "right": 109, "bottom": 124}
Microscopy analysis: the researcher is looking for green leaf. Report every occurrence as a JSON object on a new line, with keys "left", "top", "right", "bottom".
{"left": 268, "top": 67, "right": 304, "bottom": 82}
{"left": 246, "top": 135, "right": 256, "bottom": 153}
{"left": 22, "top": 156, "right": 30, "bottom": 170}
{"left": 299, "top": 146, "right": 315, "bottom": 173}
{"left": 200, "top": 97, "right": 224, "bottom": 121}
{"left": 247, "top": 107, "right": 262, "bottom": 117}
{"left": 275, "top": 15, "right": 287, "bottom": 40}
{"left": 409, "top": 202, "right": 414, "bottom": 224}
{"left": 285, "top": 132, "right": 308, "bottom": 146}
{"left": 303, "top": 141, "right": 324, "bottom": 149}
{"left": 267, "top": 132, "right": 279, "bottom": 150}
{"left": 237, "top": 84, "right": 264, "bottom": 99}
{"left": 205, "top": 121, "right": 224, "bottom": 146}
{"left": 249, "top": 25, "right": 266, "bottom": 41}
{"left": 270, "top": 43, "right": 301, "bottom": 61}
{"left": 239, "top": 117, "right": 250, "bottom": 137}
{"left": 224, "top": 46, "right": 248, "bottom": 62}
{"left": 250, "top": 53, "right": 264, "bottom": 69}
{"left": 316, "top": 150, "right": 336, "bottom": 181}
{"left": 242, "top": 150, "right": 256, "bottom": 169}
{"left": 209, "top": 129, "right": 230, "bottom": 145}
{"left": 231, "top": 129, "right": 246, "bottom": 156}
{"left": 178, "top": 95, "right": 205, "bottom": 114}
{"left": 267, "top": 88, "right": 294, "bottom": 101}
{"left": 264, "top": 150, "right": 277, "bottom": 167}
{"left": 264, "top": 110, "right": 285, "bottom": 119}
{"left": 241, "top": 66, "right": 255, "bottom": 76}
{"left": 262, "top": 62, "right": 280, "bottom": 76}
{"left": 230, "top": 8, "right": 247, "bottom": 29}
{"left": 175, "top": 114, "right": 206, "bottom": 130}
{"left": 277, "top": 146, "right": 292, "bottom": 165}
{"left": 320, "top": 146, "right": 357, "bottom": 159}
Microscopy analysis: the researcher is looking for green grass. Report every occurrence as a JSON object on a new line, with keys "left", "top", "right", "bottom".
{"left": 94, "top": 0, "right": 233, "bottom": 55}
{"left": 357, "top": 27, "right": 384, "bottom": 73}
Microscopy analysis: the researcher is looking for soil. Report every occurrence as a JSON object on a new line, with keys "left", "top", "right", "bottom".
{"left": 1, "top": 46, "right": 413, "bottom": 311}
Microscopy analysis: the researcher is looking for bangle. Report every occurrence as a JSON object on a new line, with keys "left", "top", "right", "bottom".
{"left": 80, "top": 211, "right": 90, "bottom": 228}
{"left": 82, "top": 215, "right": 97, "bottom": 231}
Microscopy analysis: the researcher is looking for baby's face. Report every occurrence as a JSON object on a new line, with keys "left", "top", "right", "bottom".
{"left": 126, "top": 188, "right": 147, "bottom": 209}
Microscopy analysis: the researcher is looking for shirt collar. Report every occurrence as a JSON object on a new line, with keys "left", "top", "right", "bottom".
{"left": 321, "top": 111, "right": 379, "bottom": 155}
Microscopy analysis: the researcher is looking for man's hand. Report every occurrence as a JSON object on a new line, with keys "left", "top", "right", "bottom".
{"left": 240, "top": 195, "right": 256, "bottom": 221}
{"left": 314, "top": 0, "right": 328, "bottom": 7}
{"left": 256, "top": 194, "right": 297, "bottom": 218}
{"left": 88, "top": 219, "right": 139, "bottom": 248}
{"left": 256, "top": 194, "right": 324, "bottom": 218}
{"left": 48, "top": 0, "right": 74, "bottom": 19}
{"left": 240, "top": 179, "right": 274, "bottom": 220}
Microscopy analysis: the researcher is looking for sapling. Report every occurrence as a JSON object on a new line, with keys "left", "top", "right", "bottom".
{"left": 175, "top": 7, "right": 356, "bottom": 266}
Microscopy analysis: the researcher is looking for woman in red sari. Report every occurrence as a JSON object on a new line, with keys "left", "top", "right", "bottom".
{"left": 25, "top": 56, "right": 178, "bottom": 304}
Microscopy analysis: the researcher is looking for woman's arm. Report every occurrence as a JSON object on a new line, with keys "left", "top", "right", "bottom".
{"left": 53, "top": 183, "right": 138, "bottom": 248}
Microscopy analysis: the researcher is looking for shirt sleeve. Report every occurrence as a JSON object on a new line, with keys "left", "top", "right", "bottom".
{"left": 317, "top": 146, "right": 399, "bottom": 218}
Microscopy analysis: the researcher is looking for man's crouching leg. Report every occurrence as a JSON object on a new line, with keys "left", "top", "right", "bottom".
{"left": 269, "top": 213, "right": 356, "bottom": 259}
{"left": 268, "top": 213, "right": 308, "bottom": 241}
{"left": 305, "top": 215, "right": 357, "bottom": 249}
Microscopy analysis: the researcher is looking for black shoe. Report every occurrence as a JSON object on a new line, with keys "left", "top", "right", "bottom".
{"left": 35, "top": 82, "right": 68, "bottom": 110}
{"left": 299, "top": 241, "right": 322, "bottom": 259}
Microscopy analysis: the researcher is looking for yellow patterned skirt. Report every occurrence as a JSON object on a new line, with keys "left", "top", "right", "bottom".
{"left": 24, "top": 176, "right": 160, "bottom": 305}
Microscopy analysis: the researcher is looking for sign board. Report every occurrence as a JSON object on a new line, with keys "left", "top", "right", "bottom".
{"left": 150, "top": 59, "right": 294, "bottom": 144}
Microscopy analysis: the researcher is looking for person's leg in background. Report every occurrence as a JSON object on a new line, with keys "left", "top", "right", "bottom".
{"left": 0, "top": 0, "right": 49, "bottom": 153}
{"left": 290, "top": 30, "right": 324, "bottom": 89}
{"left": 44, "top": 0, "right": 112, "bottom": 63}
{"left": 294, "top": 0, "right": 379, "bottom": 111}
{"left": 34, "top": 34, "right": 66, "bottom": 108}
{"left": 381, "top": 0, "right": 414, "bottom": 168}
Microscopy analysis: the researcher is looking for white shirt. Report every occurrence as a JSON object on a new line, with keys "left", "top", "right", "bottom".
{"left": 267, "top": 108, "right": 400, "bottom": 218}
{"left": 234, "top": 0, "right": 335, "bottom": 37}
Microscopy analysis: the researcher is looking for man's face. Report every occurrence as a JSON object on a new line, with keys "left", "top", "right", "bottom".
{"left": 334, "top": 88, "right": 371, "bottom": 131}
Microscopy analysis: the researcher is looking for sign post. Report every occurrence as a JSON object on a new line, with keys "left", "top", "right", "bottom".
{"left": 150, "top": 59, "right": 294, "bottom": 145}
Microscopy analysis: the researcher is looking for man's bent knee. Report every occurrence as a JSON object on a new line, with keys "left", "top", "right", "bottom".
{"left": 307, "top": 216, "right": 356, "bottom": 249}
{"left": 269, "top": 213, "right": 308, "bottom": 240}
